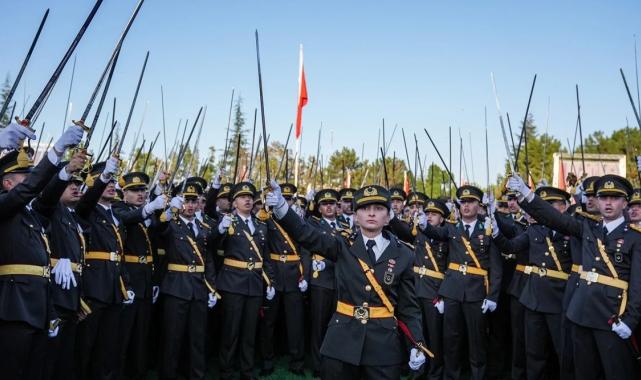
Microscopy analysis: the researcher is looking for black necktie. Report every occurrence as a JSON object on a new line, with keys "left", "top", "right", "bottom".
{"left": 187, "top": 222, "right": 196, "bottom": 238}
{"left": 330, "top": 221, "right": 336, "bottom": 229}
{"left": 465, "top": 224, "right": 471, "bottom": 238}
{"left": 366, "top": 239, "right": 377, "bottom": 264}
{"left": 603, "top": 226, "right": 609, "bottom": 237}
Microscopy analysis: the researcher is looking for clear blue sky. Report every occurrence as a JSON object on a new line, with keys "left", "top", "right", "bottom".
{"left": 1, "top": 0, "right": 640, "bottom": 184}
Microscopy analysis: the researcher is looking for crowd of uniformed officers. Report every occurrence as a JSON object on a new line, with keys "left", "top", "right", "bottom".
{"left": 0, "top": 121, "right": 641, "bottom": 380}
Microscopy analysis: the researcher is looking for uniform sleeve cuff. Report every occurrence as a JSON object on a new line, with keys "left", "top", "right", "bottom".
{"left": 47, "top": 149, "right": 61, "bottom": 166}
{"left": 58, "top": 167, "right": 72, "bottom": 181}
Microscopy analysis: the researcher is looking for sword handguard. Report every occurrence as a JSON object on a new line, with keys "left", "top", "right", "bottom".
{"left": 15, "top": 116, "right": 36, "bottom": 133}
{"left": 72, "top": 119, "right": 91, "bottom": 132}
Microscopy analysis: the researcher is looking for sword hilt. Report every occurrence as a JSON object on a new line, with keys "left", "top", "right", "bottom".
{"left": 15, "top": 116, "right": 36, "bottom": 133}
{"left": 72, "top": 119, "right": 91, "bottom": 132}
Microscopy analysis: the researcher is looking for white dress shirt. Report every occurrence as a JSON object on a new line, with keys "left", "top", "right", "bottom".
{"left": 361, "top": 233, "right": 390, "bottom": 262}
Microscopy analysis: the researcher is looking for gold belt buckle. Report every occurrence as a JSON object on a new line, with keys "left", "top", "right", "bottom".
{"left": 138, "top": 256, "right": 147, "bottom": 264}
{"left": 538, "top": 267, "right": 547, "bottom": 277}
{"left": 43, "top": 266, "right": 51, "bottom": 278}
{"left": 279, "top": 254, "right": 287, "bottom": 263}
{"left": 524, "top": 266, "right": 533, "bottom": 275}
{"left": 586, "top": 271, "right": 599, "bottom": 284}
{"left": 109, "top": 252, "right": 119, "bottom": 261}
{"left": 188, "top": 264, "right": 197, "bottom": 273}
{"left": 353, "top": 305, "right": 370, "bottom": 323}
{"left": 458, "top": 264, "right": 468, "bottom": 275}
{"left": 247, "top": 261, "right": 255, "bottom": 270}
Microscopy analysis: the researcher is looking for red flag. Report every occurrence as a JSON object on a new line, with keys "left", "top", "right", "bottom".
{"left": 295, "top": 44, "right": 308, "bottom": 139}
{"left": 558, "top": 159, "right": 566, "bottom": 190}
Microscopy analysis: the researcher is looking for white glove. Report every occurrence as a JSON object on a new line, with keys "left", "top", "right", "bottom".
{"left": 170, "top": 196, "right": 184, "bottom": 211}
{"left": 298, "top": 279, "right": 308, "bottom": 292}
{"left": 208, "top": 293, "right": 217, "bottom": 308}
{"left": 48, "top": 319, "right": 60, "bottom": 338}
{"left": 312, "top": 259, "right": 326, "bottom": 272}
{"left": 100, "top": 156, "right": 120, "bottom": 182}
{"left": 51, "top": 258, "right": 77, "bottom": 290}
{"left": 612, "top": 320, "right": 632, "bottom": 339}
{"left": 212, "top": 171, "right": 222, "bottom": 189}
{"left": 491, "top": 217, "right": 499, "bottom": 238}
{"left": 152, "top": 286, "right": 159, "bottom": 304}
{"left": 306, "top": 188, "right": 315, "bottom": 201}
{"left": 507, "top": 174, "right": 531, "bottom": 198}
{"left": 54, "top": 125, "right": 84, "bottom": 153}
{"left": 143, "top": 194, "right": 167, "bottom": 217}
{"left": 481, "top": 299, "right": 497, "bottom": 314}
{"left": 487, "top": 194, "right": 496, "bottom": 216}
{"left": 0, "top": 122, "right": 36, "bottom": 148}
{"left": 217, "top": 214, "right": 233, "bottom": 234}
{"left": 266, "top": 180, "right": 288, "bottom": 218}
{"left": 266, "top": 286, "right": 275, "bottom": 300}
{"left": 123, "top": 290, "right": 135, "bottom": 305}
{"left": 417, "top": 210, "right": 427, "bottom": 230}
{"left": 434, "top": 299, "right": 444, "bottom": 314}
{"left": 408, "top": 348, "right": 426, "bottom": 371}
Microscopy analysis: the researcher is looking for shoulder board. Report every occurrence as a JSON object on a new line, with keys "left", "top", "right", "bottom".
{"left": 255, "top": 219, "right": 266, "bottom": 225}
{"left": 576, "top": 209, "right": 601, "bottom": 222}
{"left": 311, "top": 216, "right": 320, "bottom": 222}
{"left": 629, "top": 223, "right": 641, "bottom": 234}
{"left": 200, "top": 221, "right": 211, "bottom": 229}
{"left": 398, "top": 239, "right": 415, "bottom": 251}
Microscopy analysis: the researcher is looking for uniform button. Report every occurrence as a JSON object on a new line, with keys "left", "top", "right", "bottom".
{"left": 595, "top": 257, "right": 601, "bottom": 261}
{"left": 544, "top": 252, "right": 549, "bottom": 256}
{"left": 365, "top": 285, "right": 372, "bottom": 291}
{"left": 618, "top": 295, "right": 622, "bottom": 299}
{"left": 541, "top": 263, "right": 546, "bottom": 267}
{"left": 592, "top": 268, "right": 596, "bottom": 272}
{"left": 361, "top": 319, "right": 368, "bottom": 325}
{"left": 363, "top": 302, "right": 369, "bottom": 307}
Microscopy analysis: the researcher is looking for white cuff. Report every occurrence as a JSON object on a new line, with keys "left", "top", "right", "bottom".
{"left": 273, "top": 201, "right": 289, "bottom": 220}
{"left": 58, "top": 167, "right": 72, "bottom": 181}
{"left": 47, "top": 149, "right": 61, "bottom": 166}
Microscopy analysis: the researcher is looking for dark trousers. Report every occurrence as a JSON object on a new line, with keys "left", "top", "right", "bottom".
{"left": 524, "top": 308, "right": 562, "bottom": 380}
{"left": 219, "top": 291, "right": 261, "bottom": 379}
{"left": 160, "top": 294, "right": 207, "bottom": 380}
{"left": 488, "top": 291, "right": 512, "bottom": 379}
{"left": 443, "top": 298, "right": 487, "bottom": 380}
{"left": 418, "top": 297, "right": 443, "bottom": 380}
{"left": 510, "top": 295, "right": 526, "bottom": 380}
{"left": 571, "top": 321, "right": 640, "bottom": 380}
{"left": 560, "top": 316, "right": 575, "bottom": 380}
{"left": 120, "top": 297, "right": 152, "bottom": 380}
{"left": 311, "top": 286, "right": 337, "bottom": 372}
{"left": 75, "top": 300, "right": 122, "bottom": 380}
{"left": 321, "top": 356, "right": 401, "bottom": 380}
{"left": 0, "top": 320, "right": 47, "bottom": 380}
{"left": 260, "top": 290, "right": 305, "bottom": 371}
{"left": 46, "top": 308, "right": 78, "bottom": 380}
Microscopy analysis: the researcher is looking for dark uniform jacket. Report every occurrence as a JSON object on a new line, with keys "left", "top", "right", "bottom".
{"left": 0, "top": 157, "right": 59, "bottom": 329}
{"left": 113, "top": 201, "right": 156, "bottom": 300}
{"left": 493, "top": 223, "right": 572, "bottom": 314}
{"left": 33, "top": 171, "right": 85, "bottom": 313}
{"left": 265, "top": 217, "right": 311, "bottom": 292}
{"left": 522, "top": 195, "right": 641, "bottom": 331}
{"left": 307, "top": 216, "right": 338, "bottom": 290}
{"left": 495, "top": 211, "right": 529, "bottom": 298}
{"left": 156, "top": 216, "right": 216, "bottom": 301}
{"left": 422, "top": 217, "right": 503, "bottom": 303}
{"left": 213, "top": 214, "right": 272, "bottom": 297}
{"left": 279, "top": 208, "right": 423, "bottom": 367}
{"left": 75, "top": 178, "right": 130, "bottom": 305}
{"left": 388, "top": 217, "right": 448, "bottom": 301}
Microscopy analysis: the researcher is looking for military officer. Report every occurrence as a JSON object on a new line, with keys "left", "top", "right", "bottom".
{"left": 215, "top": 182, "right": 274, "bottom": 380}
{"left": 419, "top": 185, "right": 502, "bottom": 380}
{"left": 259, "top": 183, "right": 310, "bottom": 376}
{"left": 628, "top": 189, "right": 641, "bottom": 224}
{"left": 0, "top": 123, "right": 84, "bottom": 380}
{"left": 337, "top": 188, "right": 356, "bottom": 230}
{"left": 113, "top": 172, "right": 167, "bottom": 379}
{"left": 492, "top": 186, "right": 573, "bottom": 378}
{"left": 266, "top": 183, "right": 427, "bottom": 379}
{"left": 34, "top": 154, "right": 88, "bottom": 380}
{"left": 74, "top": 156, "right": 136, "bottom": 380}
{"left": 156, "top": 180, "right": 218, "bottom": 380}
{"left": 389, "top": 187, "right": 407, "bottom": 220}
{"left": 508, "top": 173, "right": 641, "bottom": 379}
{"left": 307, "top": 188, "right": 341, "bottom": 377}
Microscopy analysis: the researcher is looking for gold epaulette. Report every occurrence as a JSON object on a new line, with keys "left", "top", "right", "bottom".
{"left": 398, "top": 239, "right": 415, "bottom": 251}
{"left": 200, "top": 221, "right": 211, "bottom": 229}
{"left": 575, "top": 209, "right": 601, "bottom": 222}
{"left": 629, "top": 223, "right": 641, "bottom": 234}
{"left": 311, "top": 216, "right": 320, "bottom": 222}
